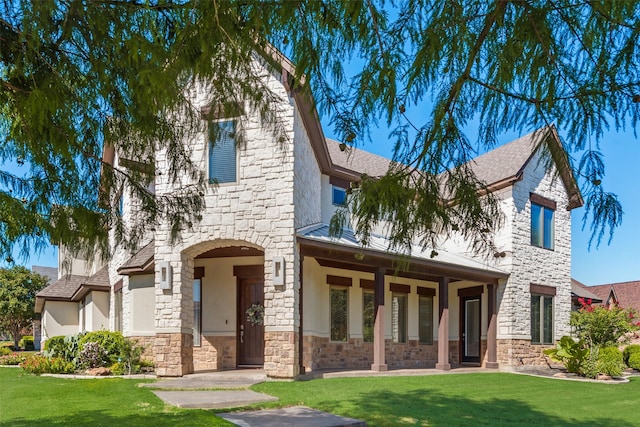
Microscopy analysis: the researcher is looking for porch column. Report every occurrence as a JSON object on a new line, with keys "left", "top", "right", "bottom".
{"left": 436, "top": 276, "right": 451, "bottom": 370}
{"left": 486, "top": 283, "right": 499, "bottom": 369}
{"left": 371, "top": 267, "right": 387, "bottom": 371}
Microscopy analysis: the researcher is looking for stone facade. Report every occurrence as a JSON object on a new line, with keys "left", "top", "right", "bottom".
{"left": 193, "top": 336, "right": 236, "bottom": 371}
{"left": 130, "top": 335, "right": 156, "bottom": 361}
{"left": 264, "top": 331, "right": 299, "bottom": 378}
{"left": 497, "top": 339, "right": 554, "bottom": 368}
{"left": 154, "top": 333, "right": 193, "bottom": 377}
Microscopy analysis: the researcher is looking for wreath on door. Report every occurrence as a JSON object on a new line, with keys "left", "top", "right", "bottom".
{"left": 246, "top": 303, "right": 264, "bottom": 326}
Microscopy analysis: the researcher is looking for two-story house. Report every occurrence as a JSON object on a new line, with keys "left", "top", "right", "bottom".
{"left": 35, "top": 51, "right": 582, "bottom": 378}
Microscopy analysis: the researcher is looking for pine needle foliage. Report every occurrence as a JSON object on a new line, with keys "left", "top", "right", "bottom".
{"left": 1, "top": 0, "right": 638, "bottom": 261}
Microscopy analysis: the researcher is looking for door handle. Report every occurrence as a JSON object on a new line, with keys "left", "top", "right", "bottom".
{"left": 240, "top": 330, "right": 244, "bottom": 344}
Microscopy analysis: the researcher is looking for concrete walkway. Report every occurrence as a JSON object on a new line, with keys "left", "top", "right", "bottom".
{"left": 219, "top": 406, "right": 366, "bottom": 427}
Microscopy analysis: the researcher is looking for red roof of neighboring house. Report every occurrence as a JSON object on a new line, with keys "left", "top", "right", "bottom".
{"left": 588, "top": 281, "right": 640, "bottom": 310}
{"left": 571, "top": 279, "right": 603, "bottom": 303}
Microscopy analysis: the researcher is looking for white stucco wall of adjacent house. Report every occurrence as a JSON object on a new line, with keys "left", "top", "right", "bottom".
{"left": 41, "top": 301, "right": 79, "bottom": 343}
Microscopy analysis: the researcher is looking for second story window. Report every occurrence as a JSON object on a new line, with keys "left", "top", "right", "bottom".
{"left": 209, "top": 120, "right": 236, "bottom": 184}
{"left": 332, "top": 186, "right": 346, "bottom": 206}
{"left": 530, "top": 194, "right": 555, "bottom": 250}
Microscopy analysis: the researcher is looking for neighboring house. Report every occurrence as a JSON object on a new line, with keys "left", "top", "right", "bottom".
{"left": 38, "top": 51, "right": 583, "bottom": 378}
{"left": 571, "top": 278, "right": 603, "bottom": 311}
{"left": 35, "top": 264, "right": 110, "bottom": 345}
{"left": 31, "top": 266, "right": 58, "bottom": 350}
{"left": 588, "top": 281, "right": 640, "bottom": 310}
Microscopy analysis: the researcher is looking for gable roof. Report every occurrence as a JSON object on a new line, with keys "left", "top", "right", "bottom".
{"left": 70, "top": 265, "right": 111, "bottom": 301}
{"left": 117, "top": 240, "right": 155, "bottom": 275}
{"left": 571, "top": 279, "right": 603, "bottom": 303}
{"left": 588, "top": 281, "right": 640, "bottom": 310}
{"left": 324, "top": 126, "right": 583, "bottom": 210}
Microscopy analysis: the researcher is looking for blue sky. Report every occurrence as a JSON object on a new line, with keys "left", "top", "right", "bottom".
{"left": 3, "top": 119, "right": 639, "bottom": 288}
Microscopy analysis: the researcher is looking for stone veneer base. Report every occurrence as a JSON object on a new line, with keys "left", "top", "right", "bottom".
{"left": 154, "top": 333, "right": 194, "bottom": 377}
{"left": 497, "top": 339, "right": 554, "bottom": 367}
{"left": 264, "top": 331, "right": 299, "bottom": 378}
{"left": 193, "top": 335, "right": 236, "bottom": 371}
{"left": 129, "top": 336, "right": 156, "bottom": 362}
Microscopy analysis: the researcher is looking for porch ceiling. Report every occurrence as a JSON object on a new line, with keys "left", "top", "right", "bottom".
{"left": 297, "top": 224, "right": 508, "bottom": 284}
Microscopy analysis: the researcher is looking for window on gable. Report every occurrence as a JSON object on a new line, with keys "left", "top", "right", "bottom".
{"left": 330, "top": 287, "right": 348, "bottom": 342}
{"left": 332, "top": 186, "right": 346, "bottom": 206}
{"left": 208, "top": 120, "right": 236, "bottom": 184}
{"left": 531, "top": 294, "right": 554, "bottom": 344}
{"left": 530, "top": 194, "right": 555, "bottom": 250}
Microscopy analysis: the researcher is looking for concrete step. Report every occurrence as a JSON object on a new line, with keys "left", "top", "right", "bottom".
{"left": 219, "top": 406, "right": 367, "bottom": 427}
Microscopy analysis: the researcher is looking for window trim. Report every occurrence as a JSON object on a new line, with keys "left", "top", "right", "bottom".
{"left": 530, "top": 195, "right": 555, "bottom": 250}
{"left": 531, "top": 293, "right": 554, "bottom": 345}
{"left": 418, "top": 294, "right": 434, "bottom": 345}
{"left": 208, "top": 119, "right": 238, "bottom": 185}
{"left": 329, "top": 286, "right": 349, "bottom": 342}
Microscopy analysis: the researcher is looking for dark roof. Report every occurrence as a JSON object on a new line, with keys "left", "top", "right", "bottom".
{"left": 325, "top": 126, "right": 583, "bottom": 209}
{"left": 117, "top": 241, "right": 155, "bottom": 275}
{"left": 35, "top": 274, "right": 87, "bottom": 313}
{"left": 71, "top": 266, "right": 111, "bottom": 301}
{"left": 589, "top": 281, "right": 640, "bottom": 310}
{"left": 32, "top": 266, "right": 58, "bottom": 284}
{"left": 326, "top": 138, "right": 392, "bottom": 178}
{"left": 571, "top": 279, "right": 603, "bottom": 303}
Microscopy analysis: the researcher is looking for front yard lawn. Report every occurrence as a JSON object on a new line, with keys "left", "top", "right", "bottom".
{"left": 253, "top": 372, "right": 640, "bottom": 426}
{"left": 0, "top": 368, "right": 231, "bottom": 426}
{"left": 2, "top": 367, "right": 639, "bottom": 426}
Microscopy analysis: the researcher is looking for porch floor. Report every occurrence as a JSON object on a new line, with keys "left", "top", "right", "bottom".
{"left": 298, "top": 366, "right": 498, "bottom": 380}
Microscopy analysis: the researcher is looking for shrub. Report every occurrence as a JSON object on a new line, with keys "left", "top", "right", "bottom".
{"left": 78, "top": 342, "right": 109, "bottom": 369}
{"left": 543, "top": 336, "right": 589, "bottom": 373}
{"left": 79, "top": 331, "right": 126, "bottom": 365}
{"left": 20, "top": 355, "right": 75, "bottom": 375}
{"left": 0, "top": 346, "right": 12, "bottom": 356}
{"left": 628, "top": 352, "right": 640, "bottom": 371}
{"left": 571, "top": 299, "right": 639, "bottom": 347}
{"left": 0, "top": 353, "right": 26, "bottom": 365}
{"left": 43, "top": 334, "right": 83, "bottom": 365}
{"left": 596, "top": 346, "right": 624, "bottom": 377}
{"left": 19, "top": 335, "right": 34, "bottom": 350}
{"left": 623, "top": 344, "right": 640, "bottom": 366}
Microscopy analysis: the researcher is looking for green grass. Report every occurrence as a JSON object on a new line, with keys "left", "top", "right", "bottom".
{"left": 0, "top": 368, "right": 232, "bottom": 426}
{"left": 3, "top": 368, "right": 640, "bottom": 426}
{"left": 253, "top": 373, "right": 640, "bottom": 426}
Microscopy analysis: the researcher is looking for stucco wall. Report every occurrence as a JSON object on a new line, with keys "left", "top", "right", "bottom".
{"left": 86, "top": 291, "right": 110, "bottom": 331}
{"left": 41, "top": 300, "right": 79, "bottom": 343}
{"left": 129, "top": 274, "right": 155, "bottom": 335}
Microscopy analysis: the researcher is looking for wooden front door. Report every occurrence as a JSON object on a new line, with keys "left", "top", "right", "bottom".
{"left": 460, "top": 295, "right": 481, "bottom": 364}
{"left": 238, "top": 278, "right": 264, "bottom": 366}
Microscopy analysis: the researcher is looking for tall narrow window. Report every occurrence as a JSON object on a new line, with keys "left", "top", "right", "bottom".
{"left": 391, "top": 293, "right": 407, "bottom": 343}
{"left": 531, "top": 198, "right": 555, "bottom": 250}
{"left": 531, "top": 294, "right": 554, "bottom": 344}
{"left": 362, "top": 291, "right": 374, "bottom": 342}
{"left": 330, "top": 287, "right": 348, "bottom": 342}
{"left": 193, "top": 279, "right": 202, "bottom": 346}
{"left": 114, "top": 289, "right": 123, "bottom": 332}
{"left": 209, "top": 120, "right": 236, "bottom": 184}
{"left": 419, "top": 295, "right": 433, "bottom": 344}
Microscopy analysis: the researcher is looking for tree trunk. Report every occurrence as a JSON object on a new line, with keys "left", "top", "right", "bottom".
{"left": 10, "top": 323, "right": 21, "bottom": 349}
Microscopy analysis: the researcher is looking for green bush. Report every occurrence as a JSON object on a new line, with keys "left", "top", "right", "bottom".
{"left": 543, "top": 336, "right": 589, "bottom": 373}
{"left": 596, "top": 346, "right": 624, "bottom": 377}
{"left": 628, "top": 352, "right": 640, "bottom": 371}
{"left": 79, "top": 331, "right": 126, "bottom": 365}
{"left": 0, "top": 346, "right": 12, "bottom": 356}
{"left": 19, "top": 336, "right": 34, "bottom": 350}
{"left": 623, "top": 344, "right": 640, "bottom": 366}
{"left": 43, "top": 334, "right": 83, "bottom": 364}
{"left": 571, "top": 302, "right": 638, "bottom": 347}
